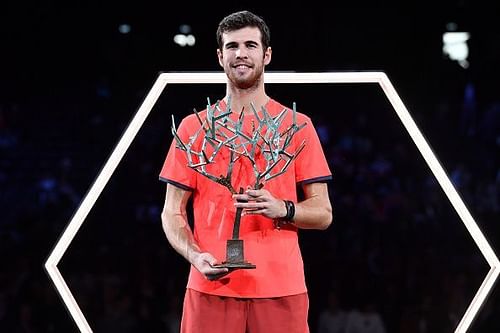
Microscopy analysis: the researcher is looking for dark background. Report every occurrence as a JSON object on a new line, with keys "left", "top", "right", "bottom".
{"left": 1, "top": 1, "right": 499, "bottom": 332}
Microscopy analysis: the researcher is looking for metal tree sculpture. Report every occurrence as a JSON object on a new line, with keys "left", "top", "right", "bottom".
{"left": 172, "top": 97, "right": 306, "bottom": 192}
{"left": 171, "top": 97, "right": 307, "bottom": 271}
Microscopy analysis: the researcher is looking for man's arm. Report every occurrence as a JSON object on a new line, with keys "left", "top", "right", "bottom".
{"left": 161, "top": 183, "right": 228, "bottom": 278}
{"left": 232, "top": 182, "right": 332, "bottom": 230}
{"left": 293, "top": 182, "right": 332, "bottom": 230}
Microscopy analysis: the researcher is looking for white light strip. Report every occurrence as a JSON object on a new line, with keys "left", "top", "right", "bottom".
{"left": 376, "top": 74, "right": 500, "bottom": 332}
{"left": 45, "top": 77, "right": 168, "bottom": 332}
{"left": 45, "top": 72, "right": 499, "bottom": 333}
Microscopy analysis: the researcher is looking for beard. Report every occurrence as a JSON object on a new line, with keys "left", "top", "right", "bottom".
{"left": 225, "top": 61, "right": 264, "bottom": 90}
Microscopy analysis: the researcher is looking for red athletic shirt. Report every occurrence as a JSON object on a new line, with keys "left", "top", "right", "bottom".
{"left": 159, "top": 98, "right": 331, "bottom": 298}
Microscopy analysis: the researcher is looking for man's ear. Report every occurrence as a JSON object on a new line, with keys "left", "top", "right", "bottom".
{"left": 217, "top": 49, "right": 224, "bottom": 68}
{"left": 264, "top": 47, "right": 272, "bottom": 66}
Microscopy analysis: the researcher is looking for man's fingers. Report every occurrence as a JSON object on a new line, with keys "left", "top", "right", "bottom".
{"left": 244, "top": 208, "right": 265, "bottom": 215}
{"left": 208, "top": 262, "right": 228, "bottom": 269}
{"left": 233, "top": 189, "right": 271, "bottom": 203}
{"left": 235, "top": 201, "right": 266, "bottom": 208}
{"left": 245, "top": 189, "right": 268, "bottom": 198}
{"left": 205, "top": 263, "right": 230, "bottom": 280}
{"left": 206, "top": 268, "right": 234, "bottom": 281}
{"left": 206, "top": 272, "right": 228, "bottom": 281}
{"left": 232, "top": 193, "right": 252, "bottom": 202}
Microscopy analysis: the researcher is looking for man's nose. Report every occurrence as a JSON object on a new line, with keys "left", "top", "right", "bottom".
{"left": 235, "top": 47, "right": 248, "bottom": 58}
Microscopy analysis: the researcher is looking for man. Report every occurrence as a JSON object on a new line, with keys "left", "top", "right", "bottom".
{"left": 159, "top": 10, "right": 332, "bottom": 333}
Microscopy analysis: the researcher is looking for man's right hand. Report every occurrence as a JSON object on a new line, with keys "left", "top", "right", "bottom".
{"left": 192, "top": 252, "right": 230, "bottom": 280}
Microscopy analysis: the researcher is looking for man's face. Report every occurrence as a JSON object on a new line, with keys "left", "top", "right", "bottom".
{"left": 217, "top": 27, "right": 272, "bottom": 89}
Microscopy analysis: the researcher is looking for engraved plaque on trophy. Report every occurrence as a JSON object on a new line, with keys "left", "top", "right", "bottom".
{"left": 171, "top": 97, "right": 306, "bottom": 271}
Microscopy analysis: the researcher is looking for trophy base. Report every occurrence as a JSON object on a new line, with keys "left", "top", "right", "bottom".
{"left": 212, "top": 239, "right": 256, "bottom": 270}
{"left": 212, "top": 262, "right": 256, "bottom": 269}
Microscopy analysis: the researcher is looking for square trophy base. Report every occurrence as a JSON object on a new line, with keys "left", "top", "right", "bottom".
{"left": 212, "top": 239, "right": 256, "bottom": 269}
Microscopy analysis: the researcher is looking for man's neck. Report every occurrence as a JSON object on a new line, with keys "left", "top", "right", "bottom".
{"left": 224, "top": 85, "right": 269, "bottom": 115}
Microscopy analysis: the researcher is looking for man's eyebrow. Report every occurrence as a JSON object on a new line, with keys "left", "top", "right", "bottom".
{"left": 224, "top": 40, "right": 260, "bottom": 47}
{"left": 224, "top": 41, "right": 238, "bottom": 48}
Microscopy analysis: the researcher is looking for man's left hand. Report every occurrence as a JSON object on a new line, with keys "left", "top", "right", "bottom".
{"left": 233, "top": 189, "right": 287, "bottom": 219}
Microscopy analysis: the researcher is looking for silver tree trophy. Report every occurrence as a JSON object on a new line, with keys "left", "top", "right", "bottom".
{"left": 171, "top": 97, "right": 306, "bottom": 271}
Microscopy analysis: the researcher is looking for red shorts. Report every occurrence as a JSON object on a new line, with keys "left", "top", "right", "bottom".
{"left": 180, "top": 288, "right": 310, "bottom": 333}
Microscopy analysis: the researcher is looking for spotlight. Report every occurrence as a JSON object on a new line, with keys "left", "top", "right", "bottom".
{"left": 442, "top": 30, "right": 470, "bottom": 69}
{"left": 173, "top": 24, "right": 196, "bottom": 47}
{"left": 118, "top": 24, "right": 131, "bottom": 34}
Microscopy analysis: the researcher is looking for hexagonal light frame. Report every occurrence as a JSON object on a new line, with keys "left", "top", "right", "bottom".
{"left": 45, "top": 72, "right": 499, "bottom": 332}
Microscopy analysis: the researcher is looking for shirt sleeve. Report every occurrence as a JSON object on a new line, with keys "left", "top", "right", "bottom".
{"left": 159, "top": 116, "right": 197, "bottom": 191}
{"left": 293, "top": 115, "right": 332, "bottom": 184}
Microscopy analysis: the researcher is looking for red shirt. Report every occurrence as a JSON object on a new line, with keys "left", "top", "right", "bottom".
{"left": 160, "top": 98, "right": 331, "bottom": 298}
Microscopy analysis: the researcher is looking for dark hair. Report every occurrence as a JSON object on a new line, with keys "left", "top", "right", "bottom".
{"left": 216, "top": 10, "right": 271, "bottom": 50}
